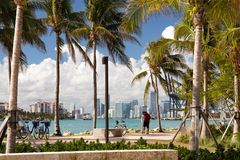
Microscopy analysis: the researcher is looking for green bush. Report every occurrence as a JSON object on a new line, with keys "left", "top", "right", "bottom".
{"left": 2, "top": 138, "right": 240, "bottom": 160}
{"left": 178, "top": 134, "right": 189, "bottom": 143}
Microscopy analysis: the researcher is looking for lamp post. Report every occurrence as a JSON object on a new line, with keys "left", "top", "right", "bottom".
{"left": 102, "top": 56, "right": 109, "bottom": 143}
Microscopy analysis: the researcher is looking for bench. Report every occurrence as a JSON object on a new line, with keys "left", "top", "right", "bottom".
{"left": 93, "top": 128, "right": 125, "bottom": 139}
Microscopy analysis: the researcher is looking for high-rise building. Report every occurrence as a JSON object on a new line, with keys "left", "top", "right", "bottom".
{"left": 150, "top": 91, "right": 156, "bottom": 115}
{"left": 51, "top": 102, "right": 64, "bottom": 114}
{"left": 30, "top": 101, "right": 51, "bottom": 114}
{"left": 97, "top": 98, "right": 101, "bottom": 117}
{"left": 130, "top": 100, "right": 138, "bottom": 108}
{"left": 73, "top": 107, "right": 84, "bottom": 119}
{"left": 161, "top": 100, "right": 170, "bottom": 117}
{"left": 115, "top": 103, "right": 123, "bottom": 118}
{"left": 109, "top": 108, "right": 115, "bottom": 118}
{"left": 133, "top": 105, "right": 141, "bottom": 118}
{"left": 97, "top": 98, "right": 105, "bottom": 118}
{"left": 100, "top": 103, "right": 105, "bottom": 118}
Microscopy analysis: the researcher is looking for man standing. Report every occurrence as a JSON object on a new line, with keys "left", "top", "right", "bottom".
{"left": 142, "top": 111, "right": 151, "bottom": 134}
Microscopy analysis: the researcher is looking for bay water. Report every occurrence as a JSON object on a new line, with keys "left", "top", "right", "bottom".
{"left": 47, "top": 119, "right": 191, "bottom": 134}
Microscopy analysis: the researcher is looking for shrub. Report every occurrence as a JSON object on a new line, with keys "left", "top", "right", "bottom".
{"left": 2, "top": 138, "right": 240, "bottom": 160}
{"left": 178, "top": 134, "right": 189, "bottom": 143}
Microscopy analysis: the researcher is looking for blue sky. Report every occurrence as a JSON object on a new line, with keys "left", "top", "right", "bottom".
{"left": 18, "top": 1, "right": 181, "bottom": 65}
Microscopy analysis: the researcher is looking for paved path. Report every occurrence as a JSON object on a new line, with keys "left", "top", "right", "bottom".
{"left": 13, "top": 132, "right": 174, "bottom": 145}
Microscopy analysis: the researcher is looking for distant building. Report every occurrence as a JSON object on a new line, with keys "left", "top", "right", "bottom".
{"left": 133, "top": 105, "right": 141, "bottom": 118}
{"left": 109, "top": 108, "right": 115, "bottom": 118}
{"left": 115, "top": 103, "right": 123, "bottom": 118}
{"left": 97, "top": 99, "right": 105, "bottom": 118}
{"left": 30, "top": 101, "right": 66, "bottom": 114}
{"left": 115, "top": 101, "right": 132, "bottom": 118}
{"left": 30, "top": 101, "right": 51, "bottom": 114}
{"left": 51, "top": 102, "right": 64, "bottom": 114}
{"left": 150, "top": 91, "right": 156, "bottom": 116}
{"left": 161, "top": 100, "right": 170, "bottom": 117}
{"left": 97, "top": 98, "right": 101, "bottom": 116}
{"left": 0, "top": 102, "right": 8, "bottom": 111}
{"left": 130, "top": 100, "right": 138, "bottom": 108}
{"left": 72, "top": 107, "right": 85, "bottom": 119}
{"left": 100, "top": 103, "right": 105, "bottom": 118}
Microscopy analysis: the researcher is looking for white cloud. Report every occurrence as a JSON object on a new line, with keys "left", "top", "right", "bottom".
{"left": 2, "top": 26, "right": 192, "bottom": 112}
{"left": 0, "top": 47, "right": 168, "bottom": 112}
{"left": 161, "top": 26, "right": 174, "bottom": 39}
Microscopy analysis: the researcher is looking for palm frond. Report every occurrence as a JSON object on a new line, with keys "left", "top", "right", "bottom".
{"left": 131, "top": 70, "right": 148, "bottom": 86}
{"left": 65, "top": 31, "right": 76, "bottom": 63}
{"left": 71, "top": 38, "right": 93, "bottom": 68}
{"left": 143, "top": 79, "right": 151, "bottom": 106}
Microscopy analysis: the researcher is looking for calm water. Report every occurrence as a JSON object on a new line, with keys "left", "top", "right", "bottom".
{"left": 2, "top": 118, "right": 221, "bottom": 134}
{"left": 46, "top": 119, "right": 191, "bottom": 134}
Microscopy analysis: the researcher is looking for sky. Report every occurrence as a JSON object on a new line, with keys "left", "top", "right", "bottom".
{"left": 0, "top": 1, "right": 192, "bottom": 112}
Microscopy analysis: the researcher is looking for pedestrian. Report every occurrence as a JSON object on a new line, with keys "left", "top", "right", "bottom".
{"left": 115, "top": 120, "right": 119, "bottom": 128}
{"left": 142, "top": 111, "right": 151, "bottom": 134}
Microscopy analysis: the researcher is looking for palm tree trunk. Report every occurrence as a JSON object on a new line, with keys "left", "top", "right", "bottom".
{"left": 54, "top": 31, "right": 61, "bottom": 136}
{"left": 8, "top": 50, "right": 12, "bottom": 84}
{"left": 155, "top": 76, "right": 163, "bottom": 132}
{"left": 189, "top": 6, "right": 203, "bottom": 151}
{"left": 232, "top": 73, "right": 240, "bottom": 142}
{"left": 6, "top": 1, "right": 24, "bottom": 153}
{"left": 93, "top": 39, "right": 97, "bottom": 129}
{"left": 201, "top": 67, "right": 210, "bottom": 138}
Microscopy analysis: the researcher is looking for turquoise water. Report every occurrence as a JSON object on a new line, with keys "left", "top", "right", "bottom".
{"left": 10, "top": 118, "right": 221, "bottom": 134}
{"left": 44, "top": 119, "right": 191, "bottom": 134}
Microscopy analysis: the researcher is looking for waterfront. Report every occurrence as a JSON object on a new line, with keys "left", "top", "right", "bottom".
{"left": 45, "top": 119, "right": 191, "bottom": 134}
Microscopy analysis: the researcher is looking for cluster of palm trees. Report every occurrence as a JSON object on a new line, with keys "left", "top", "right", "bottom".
{"left": 2, "top": 0, "right": 136, "bottom": 153}
{"left": 2, "top": 0, "right": 240, "bottom": 154}
{"left": 126, "top": 0, "right": 240, "bottom": 152}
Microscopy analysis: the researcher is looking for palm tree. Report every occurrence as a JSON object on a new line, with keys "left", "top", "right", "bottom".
{"left": 73, "top": 0, "right": 137, "bottom": 129}
{"left": 6, "top": 0, "right": 25, "bottom": 154}
{"left": 132, "top": 38, "right": 187, "bottom": 132}
{"left": 40, "top": 0, "right": 88, "bottom": 136}
{"left": 173, "top": 20, "right": 219, "bottom": 139}
{"left": 124, "top": 0, "right": 240, "bottom": 151}
{"left": 0, "top": 1, "right": 46, "bottom": 83}
{"left": 217, "top": 23, "right": 240, "bottom": 143}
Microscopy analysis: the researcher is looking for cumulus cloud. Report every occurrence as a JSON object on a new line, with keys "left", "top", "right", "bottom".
{"left": 0, "top": 47, "right": 168, "bottom": 112}
{"left": 1, "top": 25, "right": 195, "bottom": 112}
{"left": 161, "top": 26, "right": 175, "bottom": 39}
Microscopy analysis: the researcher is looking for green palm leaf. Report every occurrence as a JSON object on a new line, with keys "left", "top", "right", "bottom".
{"left": 131, "top": 70, "right": 148, "bottom": 86}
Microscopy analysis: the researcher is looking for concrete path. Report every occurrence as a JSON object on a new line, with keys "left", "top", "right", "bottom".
{"left": 13, "top": 132, "right": 174, "bottom": 144}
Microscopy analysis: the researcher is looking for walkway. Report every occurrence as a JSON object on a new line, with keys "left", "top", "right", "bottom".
{"left": 13, "top": 132, "right": 174, "bottom": 144}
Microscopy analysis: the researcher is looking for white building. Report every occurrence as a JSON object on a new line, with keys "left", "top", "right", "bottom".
{"left": 109, "top": 108, "right": 115, "bottom": 118}
{"left": 30, "top": 101, "right": 51, "bottom": 113}
{"left": 0, "top": 102, "right": 8, "bottom": 111}
{"left": 74, "top": 107, "right": 85, "bottom": 119}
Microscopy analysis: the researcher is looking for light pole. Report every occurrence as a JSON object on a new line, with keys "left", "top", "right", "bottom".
{"left": 102, "top": 56, "right": 109, "bottom": 143}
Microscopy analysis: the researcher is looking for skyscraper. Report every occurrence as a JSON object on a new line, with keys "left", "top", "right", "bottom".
{"left": 97, "top": 98, "right": 101, "bottom": 117}
{"left": 150, "top": 91, "right": 156, "bottom": 115}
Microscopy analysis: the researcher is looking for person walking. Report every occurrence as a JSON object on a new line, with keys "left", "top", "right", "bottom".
{"left": 142, "top": 111, "right": 151, "bottom": 134}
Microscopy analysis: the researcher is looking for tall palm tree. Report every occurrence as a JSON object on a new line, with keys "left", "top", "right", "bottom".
{"left": 173, "top": 20, "right": 218, "bottom": 139}
{"left": 0, "top": 1, "right": 46, "bottom": 83}
{"left": 73, "top": 0, "right": 137, "bottom": 129}
{"left": 39, "top": 0, "right": 89, "bottom": 136}
{"left": 217, "top": 23, "right": 240, "bottom": 143}
{"left": 6, "top": 0, "right": 25, "bottom": 154}
{"left": 132, "top": 38, "right": 187, "bottom": 132}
